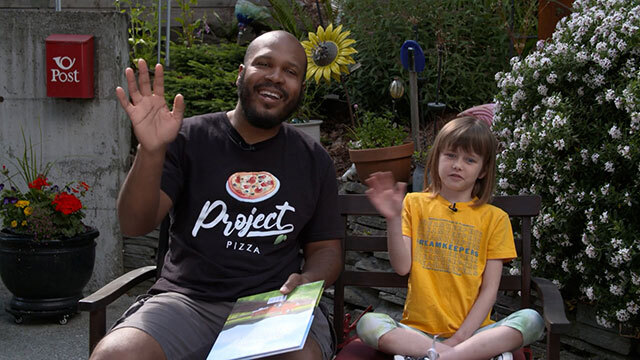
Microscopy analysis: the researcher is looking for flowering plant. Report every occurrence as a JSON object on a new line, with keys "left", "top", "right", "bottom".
{"left": 493, "top": 0, "right": 639, "bottom": 331}
{"left": 1, "top": 138, "right": 90, "bottom": 241}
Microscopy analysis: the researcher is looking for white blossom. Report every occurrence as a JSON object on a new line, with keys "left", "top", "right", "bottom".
{"left": 627, "top": 301, "right": 639, "bottom": 315}
{"left": 604, "top": 161, "right": 614, "bottom": 173}
{"left": 610, "top": 284, "right": 624, "bottom": 296}
{"left": 608, "top": 125, "right": 622, "bottom": 139}
{"left": 611, "top": 238, "right": 622, "bottom": 248}
{"left": 586, "top": 244, "right": 597, "bottom": 258}
{"left": 596, "top": 316, "right": 614, "bottom": 329}
{"left": 545, "top": 254, "right": 556, "bottom": 264}
{"left": 616, "top": 309, "right": 630, "bottom": 322}
{"left": 618, "top": 145, "right": 630, "bottom": 158}
{"left": 537, "top": 85, "right": 548, "bottom": 96}
{"left": 585, "top": 286, "right": 595, "bottom": 300}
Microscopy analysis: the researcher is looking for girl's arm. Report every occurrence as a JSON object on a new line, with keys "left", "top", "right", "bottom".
{"left": 443, "top": 259, "right": 503, "bottom": 346}
{"left": 385, "top": 218, "right": 412, "bottom": 275}
{"left": 365, "top": 172, "right": 412, "bottom": 275}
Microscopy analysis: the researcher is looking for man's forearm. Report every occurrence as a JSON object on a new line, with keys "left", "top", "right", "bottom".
{"left": 117, "top": 145, "right": 167, "bottom": 236}
{"left": 301, "top": 240, "right": 342, "bottom": 286}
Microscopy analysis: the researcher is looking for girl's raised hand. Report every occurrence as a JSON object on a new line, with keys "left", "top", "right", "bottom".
{"left": 364, "top": 172, "right": 406, "bottom": 219}
{"left": 115, "top": 59, "right": 185, "bottom": 153}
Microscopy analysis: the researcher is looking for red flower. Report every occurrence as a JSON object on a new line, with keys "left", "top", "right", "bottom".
{"left": 51, "top": 192, "right": 83, "bottom": 215}
{"left": 28, "top": 175, "right": 50, "bottom": 190}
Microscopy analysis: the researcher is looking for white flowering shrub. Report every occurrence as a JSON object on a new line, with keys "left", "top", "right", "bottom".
{"left": 493, "top": 0, "right": 639, "bottom": 331}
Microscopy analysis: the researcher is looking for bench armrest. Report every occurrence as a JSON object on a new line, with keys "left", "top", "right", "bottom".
{"left": 78, "top": 265, "right": 156, "bottom": 312}
{"left": 531, "top": 276, "right": 571, "bottom": 334}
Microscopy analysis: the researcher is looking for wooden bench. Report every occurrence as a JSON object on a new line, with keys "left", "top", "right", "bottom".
{"left": 78, "top": 194, "right": 570, "bottom": 359}
{"left": 333, "top": 193, "right": 570, "bottom": 360}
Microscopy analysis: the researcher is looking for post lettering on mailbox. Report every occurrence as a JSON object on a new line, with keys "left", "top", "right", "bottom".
{"left": 46, "top": 34, "right": 94, "bottom": 98}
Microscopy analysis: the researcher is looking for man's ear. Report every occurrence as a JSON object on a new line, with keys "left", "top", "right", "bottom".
{"left": 236, "top": 64, "right": 245, "bottom": 86}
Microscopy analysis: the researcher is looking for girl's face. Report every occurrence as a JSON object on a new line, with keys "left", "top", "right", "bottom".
{"left": 437, "top": 147, "right": 486, "bottom": 202}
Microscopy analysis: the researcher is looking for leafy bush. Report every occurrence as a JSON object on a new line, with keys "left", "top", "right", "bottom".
{"left": 164, "top": 43, "right": 246, "bottom": 118}
{"left": 348, "top": 111, "right": 408, "bottom": 149}
{"left": 493, "top": 0, "right": 640, "bottom": 331}
{"left": 335, "top": 0, "right": 511, "bottom": 119}
{"left": 115, "top": 0, "right": 161, "bottom": 67}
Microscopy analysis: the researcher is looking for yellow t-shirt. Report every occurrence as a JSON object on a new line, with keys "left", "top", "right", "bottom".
{"left": 400, "top": 192, "right": 516, "bottom": 337}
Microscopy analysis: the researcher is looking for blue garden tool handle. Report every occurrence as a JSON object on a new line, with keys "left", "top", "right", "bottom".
{"left": 400, "top": 40, "right": 425, "bottom": 72}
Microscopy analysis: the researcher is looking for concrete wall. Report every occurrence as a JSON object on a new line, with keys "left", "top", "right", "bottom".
{"left": 0, "top": 9, "right": 130, "bottom": 291}
{"left": 0, "top": 0, "right": 245, "bottom": 25}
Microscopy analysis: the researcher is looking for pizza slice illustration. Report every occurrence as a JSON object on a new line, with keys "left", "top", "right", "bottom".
{"left": 226, "top": 171, "right": 280, "bottom": 203}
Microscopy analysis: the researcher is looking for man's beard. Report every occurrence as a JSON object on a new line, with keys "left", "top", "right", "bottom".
{"left": 237, "top": 72, "right": 303, "bottom": 130}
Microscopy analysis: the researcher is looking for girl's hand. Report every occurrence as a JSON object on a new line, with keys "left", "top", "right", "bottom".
{"left": 365, "top": 172, "right": 406, "bottom": 219}
{"left": 115, "top": 59, "right": 185, "bottom": 153}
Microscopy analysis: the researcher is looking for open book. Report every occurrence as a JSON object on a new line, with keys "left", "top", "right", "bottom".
{"left": 207, "top": 280, "right": 325, "bottom": 360}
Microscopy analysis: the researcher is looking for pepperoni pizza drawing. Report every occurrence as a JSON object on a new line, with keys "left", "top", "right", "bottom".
{"left": 226, "top": 171, "right": 280, "bottom": 203}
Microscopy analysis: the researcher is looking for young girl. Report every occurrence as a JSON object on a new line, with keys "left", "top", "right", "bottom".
{"left": 356, "top": 116, "right": 544, "bottom": 360}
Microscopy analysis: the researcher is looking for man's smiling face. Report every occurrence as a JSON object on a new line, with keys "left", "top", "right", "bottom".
{"left": 237, "top": 34, "right": 306, "bottom": 129}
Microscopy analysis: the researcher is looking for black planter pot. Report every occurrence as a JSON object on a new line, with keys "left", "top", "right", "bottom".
{"left": 0, "top": 227, "right": 98, "bottom": 324}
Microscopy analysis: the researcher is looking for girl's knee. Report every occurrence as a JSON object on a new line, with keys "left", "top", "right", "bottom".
{"left": 518, "top": 308, "right": 545, "bottom": 346}
{"left": 355, "top": 312, "right": 396, "bottom": 349}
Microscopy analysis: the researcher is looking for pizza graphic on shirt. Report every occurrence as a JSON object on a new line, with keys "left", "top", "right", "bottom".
{"left": 226, "top": 171, "right": 280, "bottom": 203}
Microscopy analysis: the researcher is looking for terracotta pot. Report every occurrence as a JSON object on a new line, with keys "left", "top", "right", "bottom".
{"left": 348, "top": 142, "right": 414, "bottom": 183}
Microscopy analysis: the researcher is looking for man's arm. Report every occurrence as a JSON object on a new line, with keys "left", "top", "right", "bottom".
{"left": 117, "top": 145, "right": 173, "bottom": 236}
{"left": 279, "top": 239, "right": 342, "bottom": 294}
{"left": 115, "top": 59, "right": 184, "bottom": 236}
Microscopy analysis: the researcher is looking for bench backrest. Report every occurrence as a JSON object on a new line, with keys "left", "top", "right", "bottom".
{"left": 333, "top": 193, "right": 541, "bottom": 344}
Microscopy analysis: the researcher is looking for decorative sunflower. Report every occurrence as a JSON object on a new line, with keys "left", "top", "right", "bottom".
{"left": 301, "top": 24, "right": 357, "bottom": 84}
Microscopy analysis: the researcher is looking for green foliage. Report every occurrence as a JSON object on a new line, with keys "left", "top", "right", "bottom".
{"left": 291, "top": 81, "right": 329, "bottom": 122}
{"left": 268, "top": 0, "right": 315, "bottom": 39}
{"left": 115, "top": 0, "right": 160, "bottom": 67}
{"left": 163, "top": 43, "right": 247, "bottom": 118}
{"left": 335, "top": 0, "right": 511, "bottom": 118}
{"left": 174, "top": 0, "right": 202, "bottom": 47}
{"left": 348, "top": 111, "right": 408, "bottom": 149}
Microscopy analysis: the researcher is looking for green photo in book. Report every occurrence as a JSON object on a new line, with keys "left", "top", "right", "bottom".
{"left": 207, "top": 280, "right": 325, "bottom": 360}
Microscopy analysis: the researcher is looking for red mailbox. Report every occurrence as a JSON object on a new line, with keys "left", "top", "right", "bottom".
{"left": 46, "top": 34, "right": 94, "bottom": 98}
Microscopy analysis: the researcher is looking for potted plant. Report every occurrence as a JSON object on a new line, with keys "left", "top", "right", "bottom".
{"left": 0, "top": 135, "right": 98, "bottom": 324}
{"left": 289, "top": 24, "right": 358, "bottom": 142}
{"left": 347, "top": 111, "right": 414, "bottom": 182}
{"left": 288, "top": 83, "right": 324, "bottom": 143}
{"left": 411, "top": 149, "right": 429, "bottom": 192}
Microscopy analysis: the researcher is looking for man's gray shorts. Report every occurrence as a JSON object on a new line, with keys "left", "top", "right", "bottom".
{"left": 111, "top": 291, "right": 336, "bottom": 360}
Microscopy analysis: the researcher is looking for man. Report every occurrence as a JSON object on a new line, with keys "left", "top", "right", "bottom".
{"left": 91, "top": 31, "right": 343, "bottom": 360}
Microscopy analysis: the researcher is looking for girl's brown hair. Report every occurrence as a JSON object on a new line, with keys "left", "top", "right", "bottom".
{"left": 423, "top": 116, "right": 497, "bottom": 206}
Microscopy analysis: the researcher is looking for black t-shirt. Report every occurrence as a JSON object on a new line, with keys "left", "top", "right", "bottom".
{"left": 151, "top": 112, "right": 343, "bottom": 301}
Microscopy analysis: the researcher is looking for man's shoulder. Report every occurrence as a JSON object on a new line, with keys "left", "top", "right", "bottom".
{"left": 182, "top": 112, "right": 227, "bottom": 127}
{"left": 178, "top": 112, "right": 229, "bottom": 139}
{"left": 281, "top": 123, "right": 331, "bottom": 159}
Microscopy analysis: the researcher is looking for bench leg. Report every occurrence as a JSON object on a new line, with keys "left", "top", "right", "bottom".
{"left": 546, "top": 332, "right": 561, "bottom": 360}
{"left": 89, "top": 309, "right": 107, "bottom": 354}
